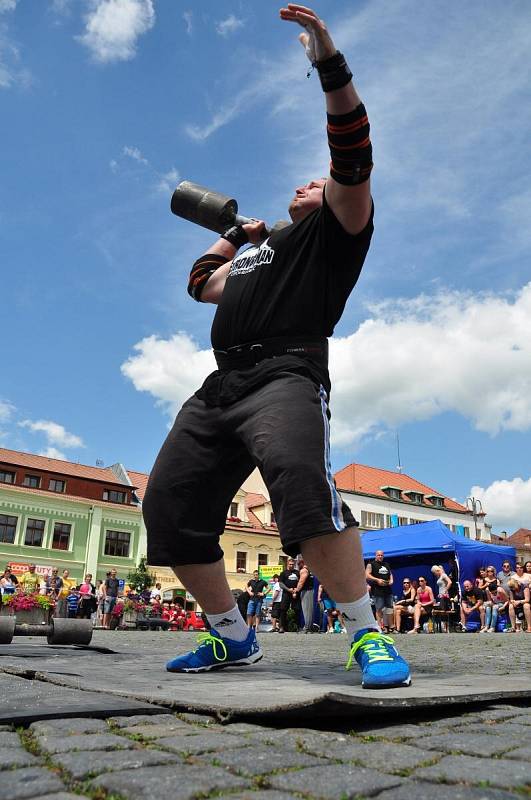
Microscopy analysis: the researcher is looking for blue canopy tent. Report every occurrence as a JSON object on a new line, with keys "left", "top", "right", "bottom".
{"left": 361, "top": 520, "right": 516, "bottom": 597}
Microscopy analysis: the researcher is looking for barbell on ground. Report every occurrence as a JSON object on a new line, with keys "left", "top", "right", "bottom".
{"left": 0, "top": 616, "right": 93, "bottom": 646}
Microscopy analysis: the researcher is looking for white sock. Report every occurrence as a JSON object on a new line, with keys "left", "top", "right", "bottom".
{"left": 206, "top": 606, "right": 249, "bottom": 642}
{"left": 337, "top": 594, "right": 380, "bottom": 638}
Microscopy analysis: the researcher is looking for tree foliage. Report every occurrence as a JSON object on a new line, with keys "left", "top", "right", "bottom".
{"left": 126, "top": 556, "right": 155, "bottom": 592}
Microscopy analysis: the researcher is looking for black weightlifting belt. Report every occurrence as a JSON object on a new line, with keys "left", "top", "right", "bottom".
{"left": 213, "top": 336, "right": 328, "bottom": 371}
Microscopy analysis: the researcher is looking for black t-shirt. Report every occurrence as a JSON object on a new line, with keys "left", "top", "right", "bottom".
{"left": 105, "top": 577, "right": 119, "bottom": 597}
{"left": 368, "top": 560, "right": 392, "bottom": 596}
{"left": 300, "top": 570, "right": 314, "bottom": 592}
{"left": 211, "top": 191, "right": 373, "bottom": 350}
{"left": 463, "top": 587, "right": 483, "bottom": 605}
{"left": 279, "top": 569, "right": 300, "bottom": 590}
{"left": 247, "top": 579, "right": 268, "bottom": 596}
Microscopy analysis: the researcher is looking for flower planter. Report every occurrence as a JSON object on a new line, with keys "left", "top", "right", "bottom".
{"left": 122, "top": 610, "right": 138, "bottom": 629}
{"left": 15, "top": 608, "right": 51, "bottom": 626}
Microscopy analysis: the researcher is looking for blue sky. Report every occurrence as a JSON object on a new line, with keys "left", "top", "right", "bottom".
{"left": 1, "top": 0, "right": 530, "bottom": 532}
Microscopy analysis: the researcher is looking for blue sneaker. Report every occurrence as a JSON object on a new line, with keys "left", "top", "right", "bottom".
{"left": 166, "top": 627, "right": 262, "bottom": 673}
{"left": 346, "top": 628, "right": 411, "bottom": 689}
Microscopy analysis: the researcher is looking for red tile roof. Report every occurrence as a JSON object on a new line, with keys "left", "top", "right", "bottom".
{"left": 126, "top": 470, "right": 149, "bottom": 501}
{"left": 245, "top": 493, "right": 268, "bottom": 509}
{"left": 506, "top": 529, "right": 531, "bottom": 549}
{"left": 0, "top": 447, "right": 126, "bottom": 485}
{"left": 334, "top": 463, "right": 468, "bottom": 513}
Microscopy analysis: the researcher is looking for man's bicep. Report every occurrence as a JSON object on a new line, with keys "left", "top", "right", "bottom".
{"left": 200, "top": 262, "right": 231, "bottom": 304}
{"left": 325, "top": 179, "right": 373, "bottom": 236}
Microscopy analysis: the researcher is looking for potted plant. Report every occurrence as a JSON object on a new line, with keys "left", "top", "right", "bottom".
{"left": 122, "top": 598, "right": 145, "bottom": 628}
{"left": 1, "top": 593, "right": 54, "bottom": 625}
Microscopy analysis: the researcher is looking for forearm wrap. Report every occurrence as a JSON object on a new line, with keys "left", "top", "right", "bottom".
{"left": 316, "top": 50, "right": 353, "bottom": 92}
{"left": 327, "top": 102, "right": 373, "bottom": 185}
{"left": 187, "top": 253, "right": 228, "bottom": 302}
{"left": 220, "top": 224, "right": 249, "bottom": 249}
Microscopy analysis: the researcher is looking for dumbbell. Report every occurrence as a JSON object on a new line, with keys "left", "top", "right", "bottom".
{"left": 170, "top": 180, "right": 290, "bottom": 236}
{"left": 0, "top": 616, "right": 93, "bottom": 646}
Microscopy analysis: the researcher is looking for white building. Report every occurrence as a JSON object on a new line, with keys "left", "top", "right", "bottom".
{"left": 335, "top": 463, "right": 490, "bottom": 541}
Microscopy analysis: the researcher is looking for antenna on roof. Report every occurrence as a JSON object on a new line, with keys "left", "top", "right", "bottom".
{"left": 396, "top": 433, "right": 403, "bottom": 473}
{"left": 95, "top": 459, "right": 104, "bottom": 467}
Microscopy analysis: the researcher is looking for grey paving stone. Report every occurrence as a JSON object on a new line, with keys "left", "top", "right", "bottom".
{"left": 302, "top": 740, "right": 437, "bottom": 772}
{"left": 352, "top": 723, "right": 422, "bottom": 740}
{"left": 118, "top": 721, "right": 195, "bottom": 737}
{"left": 108, "top": 713, "right": 175, "bottom": 728}
{"left": 38, "top": 795, "right": 91, "bottom": 800}
{"left": 0, "top": 731, "right": 23, "bottom": 747}
{"left": 505, "top": 715, "right": 531, "bottom": 726}
{"left": 454, "top": 722, "right": 531, "bottom": 738}
{"left": 49, "top": 747, "right": 180, "bottom": 780}
{"left": 223, "top": 722, "right": 280, "bottom": 734}
{"left": 376, "top": 782, "right": 523, "bottom": 800}
{"left": 0, "top": 748, "right": 41, "bottom": 770}
{"left": 266, "top": 728, "right": 351, "bottom": 748}
{"left": 155, "top": 731, "right": 245, "bottom": 754}
{"left": 0, "top": 725, "right": 13, "bottom": 731}
{"left": 223, "top": 794, "right": 304, "bottom": 800}
{"left": 476, "top": 708, "right": 525, "bottom": 721}
{"left": 91, "top": 764, "right": 250, "bottom": 799}
{"left": 0, "top": 766, "right": 65, "bottom": 799}
{"left": 29, "top": 717, "right": 108, "bottom": 736}
{"left": 203, "top": 745, "right": 330, "bottom": 776}
{"left": 503, "top": 746, "right": 531, "bottom": 761}
{"left": 35, "top": 731, "right": 137, "bottom": 754}
{"left": 408, "top": 732, "right": 523, "bottom": 757}
{"left": 179, "top": 712, "right": 219, "bottom": 725}
{"left": 268, "top": 764, "right": 403, "bottom": 798}
{"left": 414, "top": 754, "right": 531, "bottom": 788}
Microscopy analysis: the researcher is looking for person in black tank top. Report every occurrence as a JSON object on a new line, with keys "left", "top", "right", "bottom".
{"left": 296, "top": 557, "right": 317, "bottom": 633}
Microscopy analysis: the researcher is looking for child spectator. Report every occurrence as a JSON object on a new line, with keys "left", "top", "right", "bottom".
{"left": 66, "top": 587, "right": 79, "bottom": 619}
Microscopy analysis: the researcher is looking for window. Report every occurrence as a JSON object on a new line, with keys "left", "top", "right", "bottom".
{"left": 398, "top": 516, "right": 408, "bottom": 526}
{"left": 270, "top": 512, "right": 276, "bottom": 525}
{"left": 0, "top": 514, "right": 17, "bottom": 544}
{"left": 409, "top": 518, "right": 422, "bottom": 525}
{"left": 405, "top": 491, "right": 424, "bottom": 504}
{"left": 49, "top": 479, "right": 66, "bottom": 493}
{"left": 103, "top": 489, "right": 126, "bottom": 504}
{"left": 24, "top": 518, "right": 45, "bottom": 547}
{"left": 52, "top": 522, "right": 71, "bottom": 551}
{"left": 236, "top": 551, "right": 247, "bottom": 573}
{"left": 385, "top": 514, "right": 409, "bottom": 528}
{"left": 229, "top": 502, "right": 239, "bottom": 518}
{"left": 104, "top": 529, "right": 131, "bottom": 557}
{"left": 0, "top": 470, "right": 15, "bottom": 484}
{"left": 23, "top": 474, "right": 41, "bottom": 488}
{"left": 382, "top": 486, "right": 402, "bottom": 500}
{"left": 361, "top": 510, "right": 384, "bottom": 529}
{"left": 258, "top": 553, "right": 268, "bottom": 567}
{"left": 463, "top": 526, "right": 470, "bottom": 538}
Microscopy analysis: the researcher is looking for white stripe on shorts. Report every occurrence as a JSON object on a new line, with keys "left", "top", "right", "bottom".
{"left": 319, "top": 385, "right": 345, "bottom": 532}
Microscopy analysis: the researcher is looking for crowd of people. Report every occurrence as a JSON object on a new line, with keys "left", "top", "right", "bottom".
{"left": 2, "top": 555, "right": 530, "bottom": 635}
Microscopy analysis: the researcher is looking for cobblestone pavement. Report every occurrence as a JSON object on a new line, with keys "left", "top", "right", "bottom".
{"left": 1, "top": 631, "right": 530, "bottom": 799}
{"left": 1, "top": 702, "right": 530, "bottom": 799}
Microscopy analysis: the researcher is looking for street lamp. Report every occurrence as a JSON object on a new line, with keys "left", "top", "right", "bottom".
{"left": 466, "top": 496, "right": 483, "bottom": 540}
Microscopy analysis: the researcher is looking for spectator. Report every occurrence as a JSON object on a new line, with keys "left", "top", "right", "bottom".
{"left": 55, "top": 569, "right": 77, "bottom": 618}
{"left": 102, "top": 568, "right": 120, "bottom": 629}
{"left": 497, "top": 560, "right": 516, "bottom": 592}
{"left": 508, "top": 579, "right": 530, "bottom": 633}
{"left": 66, "top": 586, "right": 79, "bottom": 618}
{"left": 236, "top": 588, "right": 249, "bottom": 621}
{"left": 365, "top": 550, "right": 394, "bottom": 633}
{"left": 483, "top": 566, "right": 499, "bottom": 632}
{"left": 393, "top": 578, "right": 416, "bottom": 633}
{"left": 278, "top": 557, "right": 300, "bottom": 633}
{"left": 95, "top": 580, "right": 105, "bottom": 626}
{"left": 45, "top": 568, "right": 63, "bottom": 600}
{"left": 318, "top": 584, "right": 347, "bottom": 633}
{"left": 246, "top": 570, "right": 269, "bottom": 631}
{"left": 431, "top": 564, "right": 452, "bottom": 609}
{"left": 18, "top": 564, "right": 41, "bottom": 594}
{"left": 77, "top": 573, "right": 96, "bottom": 620}
{"left": 0, "top": 567, "right": 18, "bottom": 596}
{"left": 525, "top": 561, "right": 531, "bottom": 580}
{"left": 476, "top": 567, "right": 488, "bottom": 594}
{"left": 169, "top": 603, "right": 185, "bottom": 631}
{"left": 270, "top": 574, "right": 282, "bottom": 632}
{"left": 460, "top": 579, "right": 485, "bottom": 631}
{"left": 150, "top": 582, "right": 163, "bottom": 603}
{"left": 515, "top": 562, "right": 531, "bottom": 588}
{"left": 296, "top": 557, "right": 316, "bottom": 633}
{"left": 408, "top": 577, "right": 435, "bottom": 634}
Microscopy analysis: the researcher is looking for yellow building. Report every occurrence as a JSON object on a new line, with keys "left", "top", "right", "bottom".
{"left": 129, "top": 469, "right": 286, "bottom": 601}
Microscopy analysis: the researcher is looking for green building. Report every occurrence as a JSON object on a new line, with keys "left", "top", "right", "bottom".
{"left": 0, "top": 448, "right": 147, "bottom": 585}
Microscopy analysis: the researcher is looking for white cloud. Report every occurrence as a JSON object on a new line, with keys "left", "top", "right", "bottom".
{"left": 155, "top": 167, "right": 179, "bottom": 194}
{"left": 215, "top": 14, "right": 244, "bottom": 37}
{"left": 123, "top": 144, "right": 148, "bottom": 165}
{"left": 0, "top": 399, "right": 14, "bottom": 421}
{"left": 122, "top": 283, "right": 531, "bottom": 447}
{"left": 19, "top": 419, "right": 84, "bottom": 449}
{"left": 78, "top": 0, "right": 155, "bottom": 63}
{"left": 183, "top": 10, "right": 192, "bottom": 36}
{"left": 40, "top": 446, "right": 67, "bottom": 460}
{"left": 0, "top": 22, "right": 31, "bottom": 89}
{"left": 0, "top": 0, "right": 17, "bottom": 12}
{"left": 469, "top": 477, "right": 531, "bottom": 532}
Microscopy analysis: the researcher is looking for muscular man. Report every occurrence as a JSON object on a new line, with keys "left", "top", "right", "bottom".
{"left": 143, "top": 4, "right": 410, "bottom": 689}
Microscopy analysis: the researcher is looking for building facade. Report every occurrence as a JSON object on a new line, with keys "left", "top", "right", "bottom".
{"left": 335, "top": 463, "right": 490, "bottom": 540}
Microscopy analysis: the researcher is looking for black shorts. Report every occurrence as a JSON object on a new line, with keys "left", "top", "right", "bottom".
{"left": 271, "top": 602, "right": 281, "bottom": 619}
{"left": 143, "top": 370, "right": 357, "bottom": 565}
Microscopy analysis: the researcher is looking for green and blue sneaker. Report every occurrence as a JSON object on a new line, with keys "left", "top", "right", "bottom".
{"left": 166, "top": 627, "right": 262, "bottom": 673}
{"left": 346, "top": 628, "right": 411, "bottom": 689}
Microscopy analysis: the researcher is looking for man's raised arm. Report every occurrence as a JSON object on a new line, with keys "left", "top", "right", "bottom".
{"left": 187, "top": 220, "right": 266, "bottom": 305}
{"left": 280, "top": 4, "right": 373, "bottom": 235}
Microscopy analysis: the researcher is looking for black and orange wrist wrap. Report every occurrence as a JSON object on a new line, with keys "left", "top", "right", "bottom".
{"left": 187, "top": 253, "right": 227, "bottom": 302}
{"left": 316, "top": 50, "right": 352, "bottom": 93}
{"left": 327, "top": 102, "right": 373, "bottom": 186}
